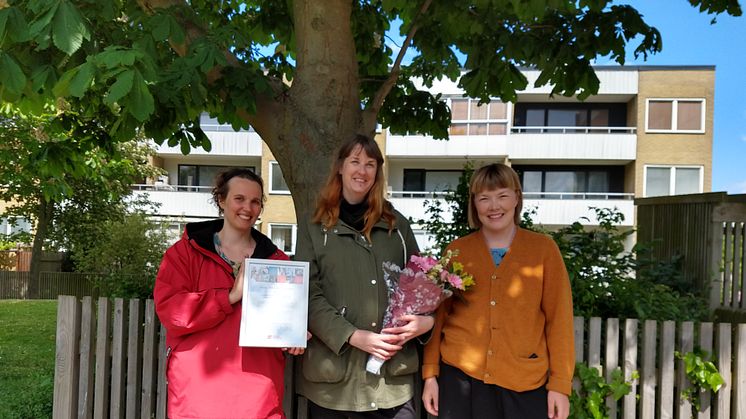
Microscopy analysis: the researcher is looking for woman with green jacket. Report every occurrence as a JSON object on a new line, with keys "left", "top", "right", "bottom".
{"left": 296, "top": 135, "right": 434, "bottom": 419}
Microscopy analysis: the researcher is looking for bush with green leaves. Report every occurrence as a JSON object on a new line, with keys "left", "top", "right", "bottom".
{"left": 676, "top": 349, "right": 724, "bottom": 414}
{"left": 73, "top": 212, "right": 168, "bottom": 299}
{"left": 570, "top": 363, "right": 637, "bottom": 419}
{"left": 417, "top": 165, "right": 710, "bottom": 321}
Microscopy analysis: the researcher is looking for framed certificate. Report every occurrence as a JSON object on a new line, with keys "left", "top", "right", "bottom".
{"left": 239, "top": 258, "right": 310, "bottom": 348}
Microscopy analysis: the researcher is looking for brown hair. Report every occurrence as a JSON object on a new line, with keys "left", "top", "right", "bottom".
{"left": 467, "top": 163, "right": 523, "bottom": 229}
{"left": 212, "top": 168, "right": 265, "bottom": 215}
{"left": 312, "top": 135, "right": 395, "bottom": 240}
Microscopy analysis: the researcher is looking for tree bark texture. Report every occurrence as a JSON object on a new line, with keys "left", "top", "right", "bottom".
{"left": 28, "top": 198, "right": 53, "bottom": 299}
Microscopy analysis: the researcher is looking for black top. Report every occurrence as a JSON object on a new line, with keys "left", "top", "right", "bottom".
{"left": 339, "top": 199, "right": 368, "bottom": 232}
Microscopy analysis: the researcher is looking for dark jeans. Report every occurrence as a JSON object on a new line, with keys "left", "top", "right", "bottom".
{"left": 438, "top": 363, "right": 548, "bottom": 419}
{"left": 308, "top": 399, "right": 416, "bottom": 419}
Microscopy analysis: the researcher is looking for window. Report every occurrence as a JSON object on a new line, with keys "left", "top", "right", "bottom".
{"left": 513, "top": 103, "right": 626, "bottom": 132}
{"left": 178, "top": 165, "right": 255, "bottom": 191}
{"left": 449, "top": 98, "right": 508, "bottom": 135}
{"left": 199, "top": 113, "right": 255, "bottom": 132}
{"left": 402, "top": 169, "right": 462, "bottom": 195}
{"left": 644, "top": 165, "right": 703, "bottom": 197}
{"left": 1, "top": 217, "right": 32, "bottom": 236}
{"left": 646, "top": 99, "right": 705, "bottom": 133}
{"left": 269, "top": 161, "right": 290, "bottom": 194}
{"left": 268, "top": 224, "right": 296, "bottom": 255}
{"left": 513, "top": 166, "right": 625, "bottom": 199}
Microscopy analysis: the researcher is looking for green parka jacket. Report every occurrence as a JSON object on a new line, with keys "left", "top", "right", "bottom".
{"left": 295, "top": 208, "right": 420, "bottom": 412}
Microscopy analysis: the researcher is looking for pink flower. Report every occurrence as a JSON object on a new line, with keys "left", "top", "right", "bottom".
{"left": 410, "top": 255, "right": 437, "bottom": 272}
{"left": 446, "top": 273, "right": 463, "bottom": 290}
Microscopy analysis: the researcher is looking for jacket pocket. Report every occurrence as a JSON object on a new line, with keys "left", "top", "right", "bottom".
{"left": 302, "top": 338, "right": 349, "bottom": 383}
{"left": 384, "top": 343, "right": 419, "bottom": 377}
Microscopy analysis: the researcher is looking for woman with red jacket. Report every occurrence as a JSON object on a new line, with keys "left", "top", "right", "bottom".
{"left": 154, "top": 168, "right": 304, "bottom": 419}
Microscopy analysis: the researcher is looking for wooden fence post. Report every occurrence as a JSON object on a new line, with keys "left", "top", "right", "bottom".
{"left": 623, "top": 318, "right": 638, "bottom": 419}
{"left": 53, "top": 295, "right": 81, "bottom": 419}
{"left": 78, "top": 296, "right": 95, "bottom": 419}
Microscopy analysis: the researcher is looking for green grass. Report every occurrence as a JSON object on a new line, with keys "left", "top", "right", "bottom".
{"left": 0, "top": 300, "right": 57, "bottom": 419}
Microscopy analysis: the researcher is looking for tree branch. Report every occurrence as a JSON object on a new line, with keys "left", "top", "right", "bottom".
{"left": 362, "top": 0, "right": 432, "bottom": 133}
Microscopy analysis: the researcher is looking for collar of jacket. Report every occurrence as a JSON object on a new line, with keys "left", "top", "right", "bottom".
{"left": 183, "top": 218, "right": 279, "bottom": 260}
{"left": 324, "top": 217, "right": 396, "bottom": 236}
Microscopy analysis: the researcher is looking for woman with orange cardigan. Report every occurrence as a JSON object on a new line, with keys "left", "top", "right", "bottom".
{"left": 421, "top": 163, "right": 575, "bottom": 419}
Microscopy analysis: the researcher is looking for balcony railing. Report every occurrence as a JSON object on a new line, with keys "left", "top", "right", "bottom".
{"left": 511, "top": 126, "right": 637, "bottom": 134}
{"left": 389, "top": 190, "right": 635, "bottom": 226}
{"left": 523, "top": 192, "right": 635, "bottom": 200}
{"left": 132, "top": 184, "right": 213, "bottom": 193}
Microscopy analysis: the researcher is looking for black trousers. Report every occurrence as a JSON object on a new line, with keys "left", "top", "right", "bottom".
{"left": 308, "top": 399, "right": 416, "bottom": 419}
{"left": 438, "top": 363, "right": 548, "bottom": 419}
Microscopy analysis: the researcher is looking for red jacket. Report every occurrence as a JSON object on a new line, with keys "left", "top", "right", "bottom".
{"left": 155, "top": 219, "right": 289, "bottom": 419}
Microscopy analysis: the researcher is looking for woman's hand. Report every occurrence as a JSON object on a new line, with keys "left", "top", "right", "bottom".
{"left": 228, "top": 262, "right": 245, "bottom": 304}
{"left": 283, "top": 331, "right": 313, "bottom": 355}
{"left": 348, "top": 330, "right": 403, "bottom": 360}
{"left": 547, "top": 390, "right": 569, "bottom": 419}
{"left": 422, "top": 377, "right": 439, "bottom": 416}
{"left": 381, "top": 314, "right": 435, "bottom": 344}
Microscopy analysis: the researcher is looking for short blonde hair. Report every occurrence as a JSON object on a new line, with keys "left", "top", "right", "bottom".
{"left": 467, "top": 163, "right": 523, "bottom": 229}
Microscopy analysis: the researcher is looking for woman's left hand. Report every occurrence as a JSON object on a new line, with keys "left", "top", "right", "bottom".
{"left": 283, "top": 331, "right": 312, "bottom": 356}
{"left": 381, "top": 314, "right": 434, "bottom": 344}
{"left": 547, "top": 390, "right": 569, "bottom": 419}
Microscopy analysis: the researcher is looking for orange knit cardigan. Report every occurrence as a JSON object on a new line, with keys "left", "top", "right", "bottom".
{"left": 422, "top": 228, "right": 575, "bottom": 395}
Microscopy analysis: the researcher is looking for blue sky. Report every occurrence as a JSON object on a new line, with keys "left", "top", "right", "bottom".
{"left": 620, "top": 1, "right": 746, "bottom": 194}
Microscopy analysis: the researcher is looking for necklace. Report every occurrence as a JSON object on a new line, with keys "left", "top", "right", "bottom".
{"left": 213, "top": 232, "right": 255, "bottom": 278}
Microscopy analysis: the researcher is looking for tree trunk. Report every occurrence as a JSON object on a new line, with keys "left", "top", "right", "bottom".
{"left": 28, "top": 198, "right": 53, "bottom": 299}
{"left": 261, "top": 0, "right": 366, "bottom": 222}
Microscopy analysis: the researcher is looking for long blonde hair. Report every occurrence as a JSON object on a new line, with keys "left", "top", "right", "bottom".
{"left": 313, "top": 135, "right": 395, "bottom": 240}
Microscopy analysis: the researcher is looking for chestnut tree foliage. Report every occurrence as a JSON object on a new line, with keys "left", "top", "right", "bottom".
{"left": 0, "top": 0, "right": 741, "bottom": 221}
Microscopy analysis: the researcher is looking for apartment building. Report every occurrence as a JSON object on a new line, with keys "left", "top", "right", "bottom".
{"left": 134, "top": 65, "right": 714, "bottom": 253}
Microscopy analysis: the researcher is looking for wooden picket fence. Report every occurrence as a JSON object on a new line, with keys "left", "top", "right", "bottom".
{"left": 53, "top": 295, "right": 746, "bottom": 419}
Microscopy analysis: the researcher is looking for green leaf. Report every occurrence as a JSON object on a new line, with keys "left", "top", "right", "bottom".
{"left": 30, "top": 65, "right": 55, "bottom": 93}
{"left": 52, "top": 0, "right": 90, "bottom": 55}
{"left": 0, "top": 53, "right": 27, "bottom": 95}
{"left": 105, "top": 69, "right": 135, "bottom": 106}
{"left": 69, "top": 62, "right": 95, "bottom": 97}
{"left": 150, "top": 13, "right": 171, "bottom": 41}
{"left": 127, "top": 71, "right": 154, "bottom": 122}
{"left": 179, "top": 136, "right": 190, "bottom": 155}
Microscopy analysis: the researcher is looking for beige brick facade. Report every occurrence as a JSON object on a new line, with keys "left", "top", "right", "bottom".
{"left": 634, "top": 68, "right": 714, "bottom": 196}
{"left": 260, "top": 142, "right": 297, "bottom": 237}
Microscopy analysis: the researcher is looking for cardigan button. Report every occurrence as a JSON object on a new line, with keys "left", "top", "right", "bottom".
{"left": 490, "top": 300, "right": 496, "bottom": 306}
{"left": 491, "top": 274, "right": 496, "bottom": 280}
{"left": 371, "top": 280, "right": 376, "bottom": 284}
{"left": 371, "top": 322, "right": 377, "bottom": 327}
{"left": 370, "top": 402, "right": 377, "bottom": 408}
{"left": 487, "top": 350, "right": 493, "bottom": 356}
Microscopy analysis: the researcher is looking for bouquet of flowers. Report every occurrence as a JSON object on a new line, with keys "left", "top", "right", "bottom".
{"left": 365, "top": 250, "right": 474, "bottom": 374}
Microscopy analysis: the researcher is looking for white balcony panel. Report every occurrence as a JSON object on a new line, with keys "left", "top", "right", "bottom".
{"left": 508, "top": 133, "right": 636, "bottom": 160}
{"left": 412, "top": 68, "right": 638, "bottom": 96}
{"left": 132, "top": 190, "right": 218, "bottom": 218}
{"left": 520, "top": 68, "right": 638, "bottom": 95}
{"left": 523, "top": 198, "right": 634, "bottom": 227}
{"left": 155, "top": 131, "right": 263, "bottom": 157}
{"left": 386, "top": 134, "right": 508, "bottom": 157}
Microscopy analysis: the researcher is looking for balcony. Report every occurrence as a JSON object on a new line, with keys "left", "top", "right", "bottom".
{"left": 386, "top": 134, "right": 508, "bottom": 157}
{"left": 389, "top": 191, "right": 634, "bottom": 227}
{"left": 154, "top": 130, "right": 263, "bottom": 157}
{"left": 131, "top": 185, "right": 218, "bottom": 218}
{"left": 508, "top": 126, "right": 636, "bottom": 161}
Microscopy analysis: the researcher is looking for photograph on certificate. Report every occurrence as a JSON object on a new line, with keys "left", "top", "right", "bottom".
{"left": 239, "top": 258, "right": 309, "bottom": 348}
